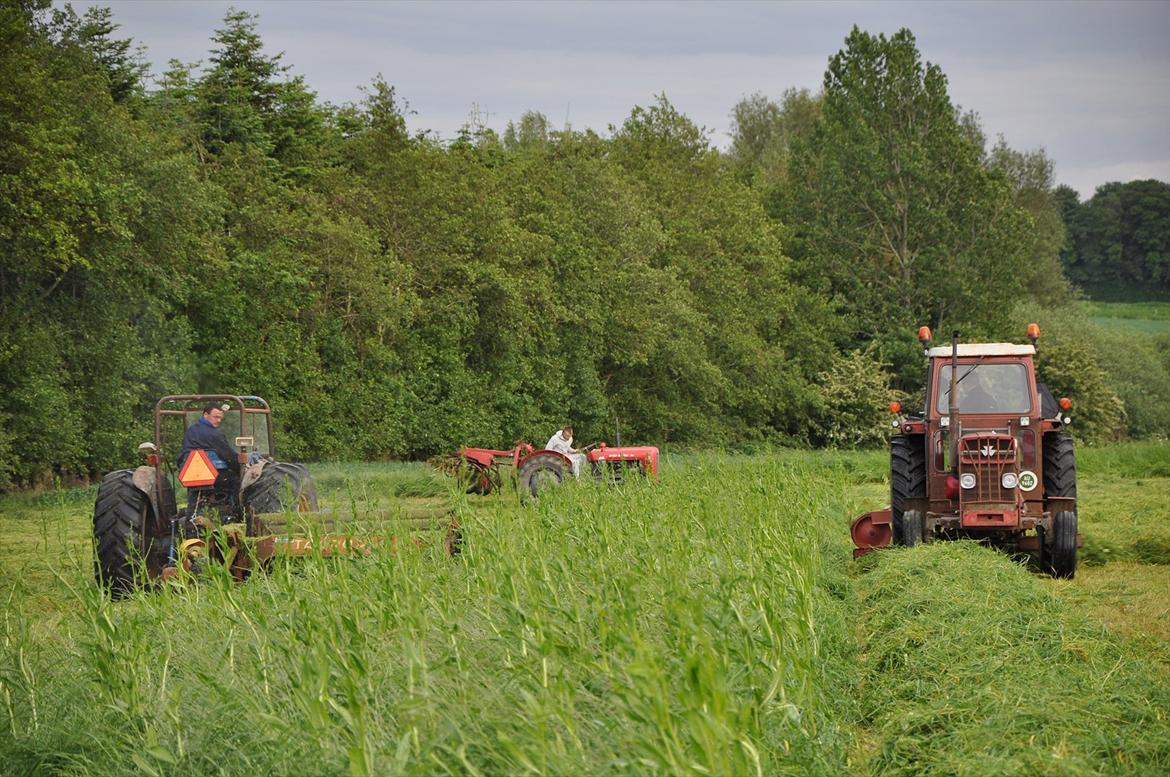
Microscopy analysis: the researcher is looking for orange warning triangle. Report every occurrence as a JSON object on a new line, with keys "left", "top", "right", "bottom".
{"left": 179, "top": 449, "right": 218, "bottom": 487}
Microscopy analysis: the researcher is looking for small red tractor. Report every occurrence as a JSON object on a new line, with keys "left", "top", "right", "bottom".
{"left": 93, "top": 395, "right": 454, "bottom": 597}
{"left": 451, "top": 440, "right": 660, "bottom": 500}
{"left": 851, "top": 325, "right": 1081, "bottom": 577}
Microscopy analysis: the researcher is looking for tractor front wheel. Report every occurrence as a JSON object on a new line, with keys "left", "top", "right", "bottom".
{"left": 901, "top": 509, "right": 925, "bottom": 547}
{"left": 93, "top": 470, "right": 157, "bottom": 598}
{"left": 517, "top": 453, "right": 565, "bottom": 501}
{"left": 1043, "top": 432, "right": 1077, "bottom": 578}
{"left": 1049, "top": 510, "right": 1077, "bottom": 578}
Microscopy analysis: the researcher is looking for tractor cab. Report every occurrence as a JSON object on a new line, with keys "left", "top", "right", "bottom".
{"left": 920, "top": 342, "right": 1044, "bottom": 507}
{"left": 154, "top": 395, "right": 275, "bottom": 522}
{"left": 156, "top": 395, "right": 275, "bottom": 463}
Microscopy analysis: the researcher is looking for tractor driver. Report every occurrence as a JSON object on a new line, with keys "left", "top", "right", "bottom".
{"left": 179, "top": 403, "right": 240, "bottom": 509}
{"left": 546, "top": 425, "right": 587, "bottom": 478}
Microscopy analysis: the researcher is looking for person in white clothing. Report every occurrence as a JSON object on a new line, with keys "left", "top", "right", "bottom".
{"left": 545, "top": 425, "right": 587, "bottom": 478}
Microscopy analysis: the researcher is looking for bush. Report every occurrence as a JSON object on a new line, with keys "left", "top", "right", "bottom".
{"left": 1088, "top": 329, "right": 1170, "bottom": 438}
{"left": 1015, "top": 304, "right": 1127, "bottom": 444}
{"left": 814, "top": 346, "right": 901, "bottom": 448}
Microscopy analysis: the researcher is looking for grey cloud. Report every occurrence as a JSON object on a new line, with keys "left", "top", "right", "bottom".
{"left": 70, "top": 0, "right": 1169, "bottom": 198}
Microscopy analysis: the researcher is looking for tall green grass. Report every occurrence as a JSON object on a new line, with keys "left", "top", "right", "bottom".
{"left": 1077, "top": 440, "right": 1170, "bottom": 478}
{"left": 0, "top": 456, "right": 856, "bottom": 775}
{"left": 1, "top": 452, "right": 1167, "bottom": 775}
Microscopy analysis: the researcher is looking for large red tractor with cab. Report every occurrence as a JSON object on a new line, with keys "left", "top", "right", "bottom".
{"left": 851, "top": 325, "right": 1080, "bottom": 577}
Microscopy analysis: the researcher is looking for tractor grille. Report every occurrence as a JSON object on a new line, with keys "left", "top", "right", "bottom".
{"left": 959, "top": 433, "right": 1017, "bottom": 505}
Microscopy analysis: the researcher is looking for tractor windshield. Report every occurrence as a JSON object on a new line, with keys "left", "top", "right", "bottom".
{"left": 936, "top": 363, "right": 1031, "bottom": 414}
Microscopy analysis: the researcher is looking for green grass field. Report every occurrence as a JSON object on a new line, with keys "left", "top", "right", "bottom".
{"left": 1081, "top": 300, "right": 1170, "bottom": 336}
{"left": 1, "top": 446, "right": 1168, "bottom": 775}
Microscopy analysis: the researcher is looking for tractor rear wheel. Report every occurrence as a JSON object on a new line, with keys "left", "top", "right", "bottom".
{"left": 901, "top": 509, "right": 925, "bottom": 547}
{"left": 890, "top": 435, "right": 926, "bottom": 545}
{"left": 93, "top": 470, "right": 156, "bottom": 598}
{"left": 1050, "top": 510, "right": 1077, "bottom": 578}
{"left": 242, "top": 462, "right": 319, "bottom": 515}
{"left": 517, "top": 453, "right": 565, "bottom": 501}
{"left": 1043, "top": 432, "right": 1077, "bottom": 501}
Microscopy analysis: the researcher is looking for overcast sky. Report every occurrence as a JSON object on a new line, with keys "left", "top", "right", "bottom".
{"left": 70, "top": 0, "right": 1170, "bottom": 199}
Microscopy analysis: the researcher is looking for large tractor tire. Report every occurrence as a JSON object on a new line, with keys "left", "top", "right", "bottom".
{"left": 901, "top": 509, "right": 925, "bottom": 547}
{"left": 890, "top": 435, "right": 926, "bottom": 545}
{"left": 1042, "top": 433, "right": 1077, "bottom": 502}
{"left": 1050, "top": 510, "right": 1078, "bottom": 578}
{"left": 242, "top": 462, "right": 319, "bottom": 514}
{"left": 517, "top": 452, "right": 566, "bottom": 501}
{"left": 1043, "top": 433, "right": 1077, "bottom": 577}
{"left": 93, "top": 470, "right": 159, "bottom": 598}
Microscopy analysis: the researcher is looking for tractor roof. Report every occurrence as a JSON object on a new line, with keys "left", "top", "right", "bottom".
{"left": 927, "top": 343, "right": 1035, "bottom": 358}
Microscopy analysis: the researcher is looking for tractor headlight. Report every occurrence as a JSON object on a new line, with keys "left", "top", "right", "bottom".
{"left": 1001, "top": 472, "right": 1018, "bottom": 489}
{"left": 960, "top": 473, "right": 976, "bottom": 489}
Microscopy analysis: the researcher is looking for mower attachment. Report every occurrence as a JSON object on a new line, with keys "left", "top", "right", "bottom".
{"left": 850, "top": 508, "right": 893, "bottom": 558}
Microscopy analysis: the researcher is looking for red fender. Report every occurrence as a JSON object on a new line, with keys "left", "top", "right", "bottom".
{"left": 518, "top": 449, "right": 574, "bottom": 470}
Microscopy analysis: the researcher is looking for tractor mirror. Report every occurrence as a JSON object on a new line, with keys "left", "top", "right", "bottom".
{"left": 236, "top": 436, "right": 254, "bottom": 449}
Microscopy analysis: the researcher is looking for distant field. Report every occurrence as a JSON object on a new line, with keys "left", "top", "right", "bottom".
{"left": 1082, "top": 300, "right": 1170, "bottom": 335}
{"left": 1, "top": 445, "right": 1168, "bottom": 775}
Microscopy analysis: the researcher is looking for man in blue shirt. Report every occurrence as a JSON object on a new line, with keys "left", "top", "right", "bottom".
{"left": 179, "top": 403, "right": 240, "bottom": 511}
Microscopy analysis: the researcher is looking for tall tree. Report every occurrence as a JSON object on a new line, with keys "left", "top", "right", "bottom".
{"left": 986, "top": 139, "right": 1074, "bottom": 305}
{"left": 784, "top": 27, "right": 1033, "bottom": 373}
{"left": 610, "top": 96, "right": 833, "bottom": 442}
{"left": 727, "top": 88, "right": 820, "bottom": 191}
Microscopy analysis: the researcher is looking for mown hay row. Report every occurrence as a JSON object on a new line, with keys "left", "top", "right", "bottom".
{"left": 851, "top": 542, "right": 1170, "bottom": 776}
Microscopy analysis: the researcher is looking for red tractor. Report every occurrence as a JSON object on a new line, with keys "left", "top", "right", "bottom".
{"left": 453, "top": 440, "right": 660, "bottom": 500}
{"left": 851, "top": 325, "right": 1081, "bottom": 577}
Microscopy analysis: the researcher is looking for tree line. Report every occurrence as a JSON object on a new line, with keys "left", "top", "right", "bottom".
{"left": 1, "top": 4, "right": 1166, "bottom": 488}
{"left": 1054, "top": 180, "right": 1170, "bottom": 300}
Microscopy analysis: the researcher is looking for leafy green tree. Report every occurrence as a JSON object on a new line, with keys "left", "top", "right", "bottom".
{"left": 1061, "top": 179, "right": 1170, "bottom": 299}
{"left": 610, "top": 96, "right": 834, "bottom": 443}
{"left": 1052, "top": 184, "right": 1081, "bottom": 269}
{"left": 986, "top": 139, "right": 1074, "bottom": 305}
{"left": 51, "top": 4, "right": 146, "bottom": 104}
{"left": 783, "top": 27, "right": 1034, "bottom": 379}
{"left": 814, "top": 346, "right": 902, "bottom": 448}
{"left": 503, "top": 111, "right": 550, "bottom": 150}
{"left": 195, "top": 8, "right": 329, "bottom": 176}
{"left": 0, "top": 1, "right": 214, "bottom": 483}
{"left": 727, "top": 88, "right": 820, "bottom": 190}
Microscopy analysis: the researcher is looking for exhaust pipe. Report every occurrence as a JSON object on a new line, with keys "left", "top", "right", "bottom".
{"left": 949, "top": 331, "right": 961, "bottom": 473}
